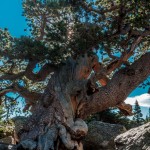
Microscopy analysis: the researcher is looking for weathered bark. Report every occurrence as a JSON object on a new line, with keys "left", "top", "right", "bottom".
{"left": 79, "top": 52, "right": 150, "bottom": 118}
{"left": 13, "top": 56, "right": 91, "bottom": 150}
{"left": 13, "top": 53, "right": 150, "bottom": 150}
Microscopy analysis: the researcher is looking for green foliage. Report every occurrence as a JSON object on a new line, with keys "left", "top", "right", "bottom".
{"left": 13, "top": 37, "right": 48, "bottom": 60}
{"left": 0, "top": 28, "right": 13, "bottom": 53}
{"left": 21, "top": 0, "right": 150, "bottom": 64}
{"left": 1, "top": 0, "right": 150, "bottom": 65}
{"left": 22, "top": 0, "right": 75, "bottom": 64}
{"left": 0, "top": 120, "right": 14, "bottom": 138}
{"left": 0, "top": 105, "right": 5, "bottom": 120}
{"left": 0, "top": 105, "right": 14, "bottom": 138}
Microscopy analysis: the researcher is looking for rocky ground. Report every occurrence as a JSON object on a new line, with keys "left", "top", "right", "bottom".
{"left": 0, "top": 121, "right": 150, "bottom": 150}
{"left": 115, "top": 122, "right": 150, "bottom": 150}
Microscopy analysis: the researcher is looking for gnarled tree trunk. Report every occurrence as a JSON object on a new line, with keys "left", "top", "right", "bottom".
{"left": 12, "top": 53, "right": 150, "bottom": 150}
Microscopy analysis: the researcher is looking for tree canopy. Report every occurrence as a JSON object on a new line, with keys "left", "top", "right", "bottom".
{"left": 0, "top": 0, "right": 150, "bottom": 117}
{"left": 0, "top": 1, "right": 150, "bottom": 149}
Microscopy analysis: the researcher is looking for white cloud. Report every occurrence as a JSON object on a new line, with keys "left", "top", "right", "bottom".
{"left": 125, "top": 93, "right": 150, "bottom": 107}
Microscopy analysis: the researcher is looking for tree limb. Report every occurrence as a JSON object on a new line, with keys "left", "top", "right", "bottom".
{"left": 0, "top": 84, "right": 42, "bottom": 105}
{"left": 25, "top": 61, "right": 56, "bottom": 82}
{"left": 132, "top": 30, "right": 150, "bottom": 36}
{"left": 79, "top": 52, "right": 150, "bottom": 119}
{"left": 0, "top": 61, "right": 56, "bottom": 82}
{"left": 0, "top": 72, "right": 25, "bottom": 80}
{"left": 106, "top": 36, "right": 143, "bottom": 74}
{"left": 13, "top": 84, "right": 42, "bottom": 102}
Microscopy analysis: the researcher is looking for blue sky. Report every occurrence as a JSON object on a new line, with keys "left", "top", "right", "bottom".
{"left": 0, "top": 0, "right": 150, "bottom": 118}
{"left": 0, "top": 0, "right": 29, "bottom": 37}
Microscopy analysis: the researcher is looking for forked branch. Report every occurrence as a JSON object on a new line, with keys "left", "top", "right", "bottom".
{"left": 79, "top": 52, "right": 150, "bottom": 118}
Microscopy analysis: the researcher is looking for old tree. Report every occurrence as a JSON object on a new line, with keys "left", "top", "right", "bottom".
{"left": 0, "top": 0, "right": 150, "bottom": 149}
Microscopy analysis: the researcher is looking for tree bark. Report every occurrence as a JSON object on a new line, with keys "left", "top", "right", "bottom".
{"left": 13, "top": 53, "right": 150, "bottom": 150}
{"left": 79, "top": 52, "right": 150, "bottom": 118}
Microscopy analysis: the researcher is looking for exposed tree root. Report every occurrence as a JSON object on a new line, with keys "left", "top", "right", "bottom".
{"left": 12, "top": 100, "right": 88, "bottom": 150}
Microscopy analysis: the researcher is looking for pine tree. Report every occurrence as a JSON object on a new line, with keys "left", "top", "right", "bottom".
{"left": 145, "top": 107, "right": 150, "bottom": 122}
{"left": 148, "top": 107, "right": 150, "bottom": 120}
{"left": 133, "top": 100, "right": 144, "bottom": 126}
{"left": 145, "top": 115, "right": 149, "bottom": 123}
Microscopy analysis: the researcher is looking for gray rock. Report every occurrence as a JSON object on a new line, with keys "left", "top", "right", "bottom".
{"left": 84, "top": 121, "right": 126, "bottom": 150}
{"left": 115, "top": 122, "right": 150, "bottom": 150}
